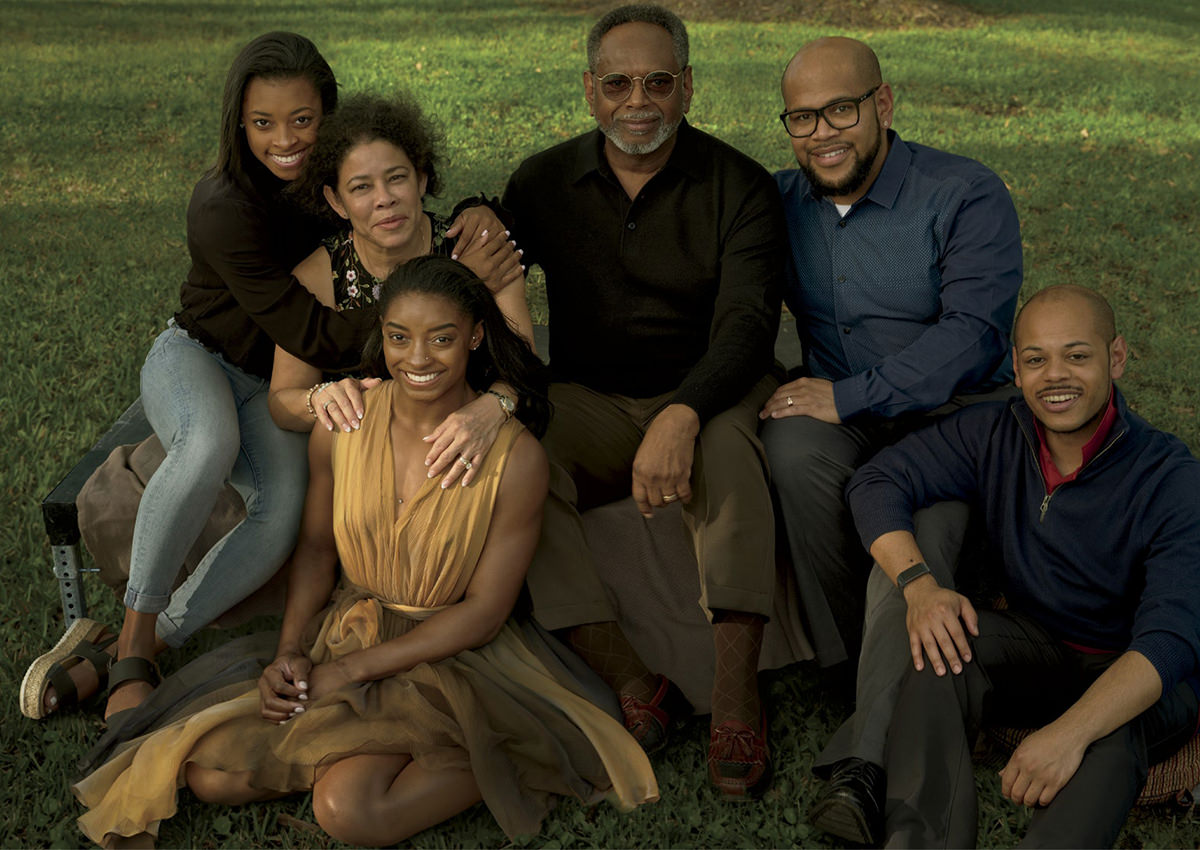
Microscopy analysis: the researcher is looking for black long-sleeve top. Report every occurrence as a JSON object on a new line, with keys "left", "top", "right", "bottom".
{"left": 174, "top": 158, "right": 369, "bottom": 379}
{"left": 502, "top": 121, "right": 785, "bottom": 425}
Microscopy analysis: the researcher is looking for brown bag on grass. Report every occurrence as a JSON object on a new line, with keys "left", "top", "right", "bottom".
{"left": 75, "top": 436, "right": 284, "bottom": 627}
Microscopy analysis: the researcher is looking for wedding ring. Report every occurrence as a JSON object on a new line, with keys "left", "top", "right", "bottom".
{"left": 459, "top": 456, "right": 473, "bottom": 470}
{"left": 323, "top": 400, "right": 335, "bottom": 412}
{"left": 662, "top": 493, "right": 679, "bottom": 503}
{"left": 786, "top": 396, "right": 794, "bottom": 407}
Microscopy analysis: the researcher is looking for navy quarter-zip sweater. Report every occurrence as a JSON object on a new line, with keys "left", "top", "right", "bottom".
{"left": 847, "top": 387, "right": 1200, "bottom": 694}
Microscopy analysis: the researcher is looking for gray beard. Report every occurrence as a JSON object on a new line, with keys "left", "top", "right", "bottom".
{"left": 601, "top": 116, "right": 679, "bottom": 156}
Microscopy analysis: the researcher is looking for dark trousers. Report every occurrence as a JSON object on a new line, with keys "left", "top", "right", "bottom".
{"left": 812, "top": 512, "right": 969, "bottom": 773}
{"left": 761, "top": 386, "right": 1015, "bottom": 667}
{"left": 883, "top": 610, "right": 1199, "bottom": 849}
{"left": 526, "top": 377, "right": 778, "bottom": 630}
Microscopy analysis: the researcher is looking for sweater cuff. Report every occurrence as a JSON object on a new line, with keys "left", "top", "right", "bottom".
{"left": 1129, "top": 632, "right": 1193, "bottom": 695}
{"left": 846, "top": 468, "right": 921, "bottom": 552}
{"left": 666, "top": 387, "right": 713, "bottom": 428}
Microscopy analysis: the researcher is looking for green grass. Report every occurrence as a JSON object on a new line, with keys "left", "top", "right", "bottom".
{"left": 2, "top": 0, "right": 1199, "bottom": 846}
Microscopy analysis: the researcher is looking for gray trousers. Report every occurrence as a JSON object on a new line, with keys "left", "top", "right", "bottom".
{"left": 762, "top": 387, "right": 1015, "bottom": 772}
{"left": 526, "top": 377, "right": 778, "bottom": 630}
{"left": 812, "top": 507, "right": 968, "bottom": 773}
{"left": 883, "top": 610, "right": 1199, "bottom": 848}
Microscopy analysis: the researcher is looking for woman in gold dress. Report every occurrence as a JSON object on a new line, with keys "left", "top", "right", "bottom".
{"left": 73, "top": 256, "right": 657, "bottom": 846}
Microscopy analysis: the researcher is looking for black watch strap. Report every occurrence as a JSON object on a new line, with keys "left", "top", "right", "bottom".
{"left": 896, "top": 561, "right": 932, "bottom": 591}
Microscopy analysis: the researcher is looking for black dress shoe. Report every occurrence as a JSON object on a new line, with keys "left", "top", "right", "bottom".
{"left": 808, "top": 757, "right": 885, "bottom": 846}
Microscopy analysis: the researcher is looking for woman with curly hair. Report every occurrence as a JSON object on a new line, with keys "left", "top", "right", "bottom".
{"left": 268, "top": 92, "right": 532, "bottom": 490}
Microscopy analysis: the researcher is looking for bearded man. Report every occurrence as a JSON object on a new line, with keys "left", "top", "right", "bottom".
{"left": 501, "top": 4, "right": 786, "bottom": 798}
{"left": 757, "top": 36, "right": 1025, "bottom": 838}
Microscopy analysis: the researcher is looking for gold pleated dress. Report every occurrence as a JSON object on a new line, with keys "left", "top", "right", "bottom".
{"left": 73, "top": 382, "right": 658, "bottom": 845}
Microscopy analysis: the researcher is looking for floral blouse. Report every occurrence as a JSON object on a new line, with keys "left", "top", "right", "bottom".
{"left": 323, "top": 211, "right": 452, "bottom": 311}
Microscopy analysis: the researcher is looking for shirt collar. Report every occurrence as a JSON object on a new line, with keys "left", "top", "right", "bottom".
{"left": 788, "top": 128, "right": 909, "bottom": 211}
{"left": 569, "top": 117, "right": 702, "bottom": 185}
{"left": 860, "top": 129, "right": 908, "bottom": 211}
{"left": 1034, "top": 387, "right": 1119, "bottom": 492}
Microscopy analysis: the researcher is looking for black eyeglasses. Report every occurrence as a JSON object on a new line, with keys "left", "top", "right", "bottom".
{"left": 595, "top": 69, "right": 686, "bottom": 102}
{"left": 779, "top": 87, "right": 879, "bottom": 139}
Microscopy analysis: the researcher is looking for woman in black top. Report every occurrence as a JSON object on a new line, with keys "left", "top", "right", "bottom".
{"left": 21, "top": 32, "right": 508, "bottom": 724}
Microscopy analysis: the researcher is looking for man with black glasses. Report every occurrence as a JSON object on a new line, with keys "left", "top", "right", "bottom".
{"left": 756, "top": 36, "right": 1023, "bottom": 843}
{"left": 502, "top": 4, "right": 786, "bottom": 798}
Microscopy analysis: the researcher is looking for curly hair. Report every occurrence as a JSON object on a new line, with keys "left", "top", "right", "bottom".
{"left": 361, "top": 256, "right": 551, "bottom": 438}
{"left": 213, "top": 32, "right": 337, "bottom": 185}
{"left": 291, "top": 91, "right": 445, "bottom": 219}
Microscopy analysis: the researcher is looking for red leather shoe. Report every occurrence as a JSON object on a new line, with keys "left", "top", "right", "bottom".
{"left": 708, "top": 714, "right": 772, "bottom": 799}
{"left": 619, "top": 674, "right": 690, "bottom": 754}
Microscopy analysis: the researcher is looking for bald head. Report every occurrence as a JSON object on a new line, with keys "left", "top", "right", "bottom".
{"left": 782, "top": 37, "right": 882, "bottom": 94}
{"left": 1014, "top": 285, "right": 1117, "bottom": 349}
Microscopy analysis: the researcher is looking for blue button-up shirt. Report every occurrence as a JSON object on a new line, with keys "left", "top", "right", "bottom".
{"left": 775, "top": 131, "right": 1022, "bottom": 421}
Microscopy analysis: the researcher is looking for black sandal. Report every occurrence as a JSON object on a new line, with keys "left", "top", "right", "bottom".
{"left": 20, "top": 618, "right": 115, "bottom": 720}
{"left": 105, "top": 656, "right": 162, "bottom": 729}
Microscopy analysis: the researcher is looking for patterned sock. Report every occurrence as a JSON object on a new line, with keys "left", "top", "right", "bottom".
{"left": 711, "top": 611, "right": 765, "bottom": 732}
{"left": 562, "top": 621, "right": 657, "bottom": 702}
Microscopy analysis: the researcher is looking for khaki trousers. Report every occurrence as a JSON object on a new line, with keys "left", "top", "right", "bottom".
{"left": 527, "top": 376, "right": 778, "bottom": 630}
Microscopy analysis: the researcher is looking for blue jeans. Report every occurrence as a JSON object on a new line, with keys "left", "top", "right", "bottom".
{"left": 127, "top": 324, "right": 308, "bottom": 647}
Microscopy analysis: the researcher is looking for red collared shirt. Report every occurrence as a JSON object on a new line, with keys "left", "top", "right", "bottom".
{"left": 1034, "top": 390, "right": 1120, "bottom": 655}
{"left": 1034, "top": 389, "right": 1118, "bottom": 494}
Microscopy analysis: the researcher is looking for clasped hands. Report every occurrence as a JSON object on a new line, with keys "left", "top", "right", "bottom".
{"left": 445, "top": 207, "right": 523, "bottom": 295}
{"left": 258, "top": 651, "right": 354, "bottom": 724}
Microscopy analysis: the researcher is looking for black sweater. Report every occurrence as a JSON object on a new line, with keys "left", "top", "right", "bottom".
{"left": 174, "top": 158, "right": 368, "bottom": 379}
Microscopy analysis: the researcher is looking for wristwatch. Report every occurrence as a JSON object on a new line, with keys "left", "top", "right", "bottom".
{"left": 486, "top": 389, "right": 515, "bottom": 420}
{"left": 896, "top": 561, "right": 932, "bottom": 592}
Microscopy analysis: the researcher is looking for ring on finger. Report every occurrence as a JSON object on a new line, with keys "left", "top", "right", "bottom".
{"left": 323, "top": 400, "right": 335, "bottom": 412}
{"left": 786, "top": 396, "right": 794, "bottom": 407}
{"left": 662, "top": 493, "right": 679, "bottom": 503}
{"left": 458, "top": 456, "right": 473, "bottom": 470}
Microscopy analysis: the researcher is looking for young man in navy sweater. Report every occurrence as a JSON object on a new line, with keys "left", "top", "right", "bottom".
{"left": 832, "top": 284, "right": 1200, "bottom": 847}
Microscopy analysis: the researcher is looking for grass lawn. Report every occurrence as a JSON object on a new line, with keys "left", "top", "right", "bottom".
{"left": 2, "top": 0, "right": 1198, "bottom": 846}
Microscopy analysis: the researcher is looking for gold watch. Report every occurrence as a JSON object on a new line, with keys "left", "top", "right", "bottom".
{"left": 486, "top": 390, "right": 515, "bottom": 419}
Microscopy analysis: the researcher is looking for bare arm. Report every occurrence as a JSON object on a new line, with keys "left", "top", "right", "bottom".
{"left": 421, "top": 210, "right": 535, "bottom": 486}
{"left": 268, "top": 248, "right": 379, "bottom": 432}
{"left": 258, "top": 425, "right": 341, "bottom": 721}
{"left": 317, "top": 429, "right": 549, "bottom": 688}
{"left": 422, "top": 248, "right": 535, "bottom": 488}
{"left": 999, "top": 651, "right": 1162, "bottom": 807}
{"left": 422, "top": 380, "right": 522, "bottom": 488}
{"left": 869, "top": 529, "right": 979, "bottom": 676}
{"left": 451, "top": 208, "right": 525, "bottom": 321}
{"left": 493, "top": 277, "right": 535, "bottom": 351}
